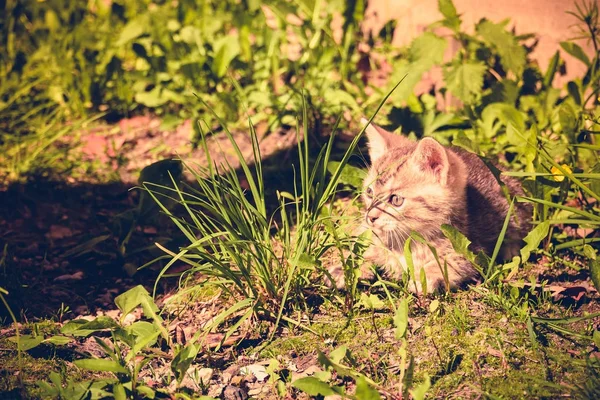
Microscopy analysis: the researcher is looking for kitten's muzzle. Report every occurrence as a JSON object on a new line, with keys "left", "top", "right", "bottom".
{"left": 366, "top": 208, "right": 381, "bottom": 225}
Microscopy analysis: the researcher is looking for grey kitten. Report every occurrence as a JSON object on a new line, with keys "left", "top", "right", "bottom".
{"left": 329, "top": 119, "right": 531, "bottom": 293}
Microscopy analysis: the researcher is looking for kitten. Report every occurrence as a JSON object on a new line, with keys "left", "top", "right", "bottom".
{"left": 329, "top": 119, "right": 531, "bottom": 293}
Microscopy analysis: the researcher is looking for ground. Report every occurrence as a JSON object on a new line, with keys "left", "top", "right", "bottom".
{"left": 0, "top": 116, "right": 599, "bottom": 399}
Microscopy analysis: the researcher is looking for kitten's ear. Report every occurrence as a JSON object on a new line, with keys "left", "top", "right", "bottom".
{"left": 413, "top": 137, "right": 450, "bottom": 185}
{"left": 360, "top": 118, "right": 404, "bottom": 163}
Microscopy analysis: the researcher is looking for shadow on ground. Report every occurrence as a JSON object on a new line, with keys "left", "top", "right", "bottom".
{"left": 0, "top": 122, "right": 368, "bottom": 323}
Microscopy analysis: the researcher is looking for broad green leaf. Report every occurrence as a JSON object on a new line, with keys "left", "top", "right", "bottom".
{"left": 113, "top": 383, "right": 126, "bottom": 400}
{"left": 452, "top": 131, "right": 478, "bottom": 153}
{"left": 74, "top": 359, "right": 128, "bottom": 374}
{"left": 441, "top": 224, "right": 475, "bottom": 263}
{"left": 289, "top": 252, "right": 318, "bottom": 269}
{"left": 61, "top": 316, "right": 119, "bottom": 336}
{"left": 552, "top": 101, "right": 579, "bottom": 134}
{"left": 125, "top": 324, "right": 161, "bottom": 362}
{"left": 358, "top": 293, "right": 386, "bottom": 310}
{"left": 443, "top": 62, "right": 487, "bottom": 103}
{"left": 394, "top": 298, "right": 409, "bottom": 339}
{"left": 126, "top": 321, "right": 159, "bottom": 341}
{"left": 212, "top": 34, "right": 240, "bottom": 78}
{"left": 115, "top": 285, "right": 158, "bottom": 321}
{"left": 136, "top": 385, "right": 156, "bottom": 399}
{"left": 429, "top": 299, "right": 440, "bottom": 313}
{"left": 583, "top": 244, "right": 596, "bottom": 260}
{"left": 327, "top": 161, "right": 366, "bottom": 189}
{"left": 9, "top": 335, "right": 43, "bottom": 351}
{"left": 323, "top": 89, "right": 361, "bottom": 111}
{"left": 409, "top": 32, "right": 447, "bottom": 70}
{"left": 355, "top": 376, "right": 381, "bottom": 400}
{"left": 135, "top": 87, "right": 170, "bottom": 108}
{"left": 594, "top": 330, "right": 600, "bottom": 348}
{"left": 387, "top": 59, "right": 426, "bottom": 104}
{"left": 172, "top": 343, "right": 200, "bottom": 383}
{"left": 424, "top": 112, "right": 455, "bottom": 137}
{"left": 560, "top": 42, "right": 591, "bottom": 66}
{"left": 480, "top": 103, "right": 525, "bottom": 138}
{"left": 43, "top": 336, "right": 72, "bottom": 346}
{"left": 329, "top": 346, "right": 349, "bottom": 364}
{"left": 477, "top": 19, "right": 526, "bottom": 77}
{"left": 292, "top": 377, "right": 340, "bottom": 397}
{"left": 520, "top": 221, "right": 550, "bottom": 262}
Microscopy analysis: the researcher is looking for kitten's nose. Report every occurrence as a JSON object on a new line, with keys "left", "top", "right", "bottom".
{"left": 367, "top": 214, "right": 378, "bottom": 225}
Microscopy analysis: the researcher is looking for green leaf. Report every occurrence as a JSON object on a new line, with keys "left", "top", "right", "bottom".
{"left": 115, "top": 285, "right": 158, "bottom": 320}
{"left": 61, "top": 316, "right": 119, "bottom": 337}
{"left": 544, "top": 51, "right": 560, "bottom": 88}
{"left": 593, "top": 330, "right": 600, "bottom": 348}
{"left": 477, "top": 19, "right": 526, "bottom": 77}
{"left": 172, "top": 343, "right": 200, "bottom": 383}
{"left": 394, "top": 298, "right": 409, "bottom": 339}
{"left": 520, "top": 221, "right": 550, "bottom": 262}
{"left": 43, "top": 336, "right": 72, "bottom": 346}
{"left": 452, "top": 131, "right": 478, "bottom": 153}
{"left": 438, "top": 0, "right": 461, "bottom": 31}
{"left": 292, "top": 377, "right": 341, "bottom": 397}
{"left": 135, "top": 87, "right": 169, "bottom": 108}
{"left": 410, "top": 374, "right": 431, "bottom": 400}
{"left": 116, "top": 19, "right": 145, "bottom": 46}
{"left": 358, "top": 293, "right": 386, "bottom": 310}
{"left": 212, "top": 34, "right": 240, "bottom": 78}
{"left": 441, "top": 224, "right": 474, "bottom": 261}
{"left": 409, "top": 32, "right": 448, "bottom": 70}
{"left": 327, "top": 162, "right": 366, "bottom": 189}
{"left": 355, "top": 376, "right": 381, "bottom": 400}
{"left": 125, "top": 323, "right": 161, "bottom": 362}
{"left": 74, "top": 359, "right": 128, "bottom": 374}
{"left": 590, "top": 258, "right": 600, "bottom": 293}
{"left": 9, "top": 335, "right": 43, "bottom": 351}
{"left": 552, "top": 101, "right": 579, "bottom": 134}
{"left": 136, "top": 385, "right": 156, "bottom": 399}
{"left": 560, "top": 42, "right": 591, "bottom": 66}
{"left": 329, "top": 346, "right": 349, "bottom": 364}
{"left": 420, "top": 268, "right": 428, "bottom": 296}
{"left": 113, "top": 382, "right": 127, "bottom": 400}
{"left": 479, "top": 103, "right": 525, "bottom": 138}
{"left": 443, "top": 62, "right": 487, "bottom": 103}
{"left": 289, "top": 253, "right": 318, "bottom": 269}
{"left": 323, "top": 89, "right": 361, "bottom": 111}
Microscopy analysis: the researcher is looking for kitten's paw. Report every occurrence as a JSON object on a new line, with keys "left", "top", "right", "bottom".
{"left": 407, "top": 277, "right": 445, "bottom": 295}
{"left": 359, "top": 263, "right": 376, "bottom": 282}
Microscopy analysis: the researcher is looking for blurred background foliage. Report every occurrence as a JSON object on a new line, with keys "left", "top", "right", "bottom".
{"left": 0, "top": 0, "right": 599, "bottom": 181}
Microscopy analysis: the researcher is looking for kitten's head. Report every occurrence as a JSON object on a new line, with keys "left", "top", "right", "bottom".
{"left": 361, "top": 119, "right": 467, "bottom": 247}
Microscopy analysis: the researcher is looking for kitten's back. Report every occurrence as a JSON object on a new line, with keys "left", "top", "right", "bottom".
{"left": 452, "top": 147, "right": 531, "bottom": 256}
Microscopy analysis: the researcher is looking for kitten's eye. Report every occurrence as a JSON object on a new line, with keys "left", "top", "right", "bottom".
{"left": 365, "top": 187, "right": 373, "bottom": 198}
{"left": 389, "top": 194, "right": 403, "bottom": 207}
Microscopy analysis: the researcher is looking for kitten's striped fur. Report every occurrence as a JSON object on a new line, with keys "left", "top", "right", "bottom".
{"left": 329, "top": 120, "right": 531, "bottom": 293}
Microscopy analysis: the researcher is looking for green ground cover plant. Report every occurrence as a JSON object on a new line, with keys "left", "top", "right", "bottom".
{"left": 2, "top": 0, "right": 600, "bottom": 399}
